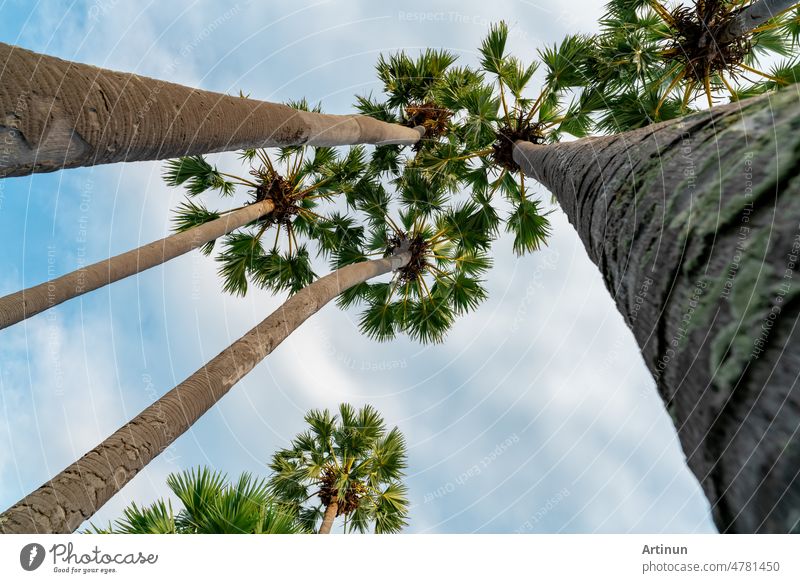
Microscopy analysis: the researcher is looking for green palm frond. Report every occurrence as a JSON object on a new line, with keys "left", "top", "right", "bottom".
{"left": 354, "top": 93, "right": 398, "bottom": 123}
{"left": 171, "top": 199, "right": 222, "bottom": 255}
{"left": 87, "top": 500, "right": 176, "bottom": 534}
{"left": 163, "top": 155, "right": 235, "bottom": 196}
{"left": 91, "top": 468, "right": 301, "bottom": 534}
{"left": 216, "top": 232, "right": 265, "bottom": 296}
{"left": 373, "top": 482, "right": 409, "bottom": 534}
{"left": 539, "top": 34, "right": 594, "bottom": 92}
{"left": 479, "top": 21, "right": 509, "bottom": 76}
{"left": 507, "top": 199, "right": 552, "bottom": 256}
{"left": 251, "top": 246, "right": 316, "bottom": 295}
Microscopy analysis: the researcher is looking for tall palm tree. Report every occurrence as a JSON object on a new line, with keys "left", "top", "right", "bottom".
{"left": 0, "top": 113, "right": 367, "bottom": 330}
{"left": 397, "top": 17, "right": 799, "bottom": 533}
{"left": 0, "top": 250, "right": 411, "bottom": 534}
{"left": 0, "top": 167, "right": 493, "bottom": 532}
{"left": 87, "top": 467, "right": 300, "bottom": 534}
{"left": 0, "top": 43, "right": 424, "bottom": 178}
{"left": 268, "top": 404, "right": 409, "bottom": 534}
{"left": 513, "top": 87, "right": 800, "bottom": 533}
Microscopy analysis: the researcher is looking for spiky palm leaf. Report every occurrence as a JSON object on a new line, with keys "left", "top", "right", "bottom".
{"left": 88, "top": 467, "right": 300, "bottom": 534}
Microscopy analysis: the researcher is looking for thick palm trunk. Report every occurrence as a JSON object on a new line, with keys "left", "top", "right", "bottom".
{"left": 0, "top": 43, "right": 424, "bottom": 178}
{"left": 513, "top": 88, "right": 800, "bottom": 533}
{"left": 0, "top": 251, "right": 411, "bottom": 533}
{"left": 0, "top": 199, "right": 275, "bottom": 330}
{"left": 719, "top": 0, "right": 798, "bottom": 44}
{"left": 318, "top": 499, "right": 338, "bottom": 534}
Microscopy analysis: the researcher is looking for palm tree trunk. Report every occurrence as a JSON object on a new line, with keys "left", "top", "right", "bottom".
{"left": 719, "top": 0, "right": 798, "bottom": 44}
{"left": 0, "top": 251, "right": 411, "bottom": 533}
{"left": 0, "top": 199, "right": 275, "bottom": 330}
{"left": 318, "top": 498, "right": 338, "bottom": 534}
{"left": 0, "top": 43, "right": 424, "bottom": 178}
{"left": 513, "top": 89, "right": 800, "bottom": 533}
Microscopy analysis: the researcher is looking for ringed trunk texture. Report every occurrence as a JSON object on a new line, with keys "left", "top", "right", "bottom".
{"left": 719, "top": 0, "right": 798, "bottom": 44}
{"left": 0, "top": 43, "right": 424, "bottom": 178}
{"left": 0, "top": 252, "right": 411, "bottom": 533}
{"left": 318, "top": 499, "right": 338, "bottom": 534}
{"left": 514, "top": 89, "right": 800, "bottom": 533}
{"left": 0, "top": 200, "right": 274, "bottom": 330}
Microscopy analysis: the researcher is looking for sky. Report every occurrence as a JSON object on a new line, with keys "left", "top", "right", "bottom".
{"left": 0, "top": 0, "right": 717, "bottom": 533}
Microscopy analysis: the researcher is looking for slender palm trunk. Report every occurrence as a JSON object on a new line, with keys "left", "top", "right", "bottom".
{"left": 318, "top": 498, "right": 338, "bottom": 534}
{"left": 0, "top": 251, "right": 411, "bottom": 533}
{"left": 719, "top": 0, "right": 798, "bottom": 44}
{"left": 0, "top": 43, "right": 424, "bottom": 178}
{"left": 513, "top": 89, "right": 800, "bottom": 533}
{"left": 0, "top": 200, "right": 275, "bottom": 330}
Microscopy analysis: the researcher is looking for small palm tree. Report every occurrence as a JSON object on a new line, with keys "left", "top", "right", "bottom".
{"left": 268, "top": 404, "right": 409, "bottom": 534}
{"left": 88, "top": 467, "right": 300, "bottom": 534}
{"left": 588, "top": 0, "right": 800, "bottom": 131}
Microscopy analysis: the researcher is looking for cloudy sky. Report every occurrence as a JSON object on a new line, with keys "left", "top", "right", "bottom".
{"left": 0, "top": 0, "right": 716, "bottom": 533}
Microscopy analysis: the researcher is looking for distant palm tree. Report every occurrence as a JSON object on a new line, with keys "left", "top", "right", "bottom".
{"left": 0, "top": 43, "right": 424, "bottom": 178}
{"left": 268, "top": 404, "right": 409, "bottom": 534}
{"left": 88, "top": 467, "right": 300, "bottom": 534}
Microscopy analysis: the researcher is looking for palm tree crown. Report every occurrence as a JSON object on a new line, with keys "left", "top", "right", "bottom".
{"left": 89, "top": 467, "right": 300, "bottom": 534}
{"left": 587, "top": 0, "right": 800, "bottom": 131}
{"left": 268, "top": 403, "right": 409, "bottom": 534}
{"left": 363, "top": 22, "right": 594, "bottom": 257}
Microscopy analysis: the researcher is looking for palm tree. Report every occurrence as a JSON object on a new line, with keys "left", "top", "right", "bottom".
{"left": 0, "top": 42, "right": 424, "bottom": 178}
{"left": 393, "top": 18, "right": 799, "bottom": 533}
{"left": 587, "top": 0, "right": 800, "bottom": 131}
{"left": 87, "top": 467, "right": 300, "bottom": 534}
{"left": 513, "top": 87, "right": 800, "bottom": 533}
{"left": 268, "top": 404, "right": 409, "bottom": 534}
{"left": 0, "top": 250, "right": 412, "bottom": 534}
{"left": 0, "top": 104, "right": 497, "bottom": 533}
{"left": 0, "top": 110, "right": 366, "bottom": 330}
{"left": 0, "top": 163, "right": 495, "bottom": 532}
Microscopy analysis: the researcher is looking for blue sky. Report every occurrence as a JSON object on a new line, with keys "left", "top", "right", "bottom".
{"left": 0, "top": 0, "right": 716, "bottom": 533}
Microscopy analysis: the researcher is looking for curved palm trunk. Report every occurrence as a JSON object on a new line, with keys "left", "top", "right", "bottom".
{"left": 0, "top": 199, "right": 275, "bottom": 330}
{"left": 0, "top": 43, "right": 424, "bottom": 178}
{"left": 0, "top": 251, "right": 411, "bottom": 533}
{"left": 719, "top": 0, "right": 798, "bottom": 44}
{"left": 513, "top": 89, "right": 800, "bottom": 533}
{"left": 318, "top": 498, "right": 338, "bottom": 534}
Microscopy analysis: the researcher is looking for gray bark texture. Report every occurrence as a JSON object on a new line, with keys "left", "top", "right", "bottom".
{"left": 719, "top": 0, "right": 798, "bottom": 44}
{"left": 0, "top": 200, "right": 274, "bottom": 330}
{"left": 0, "top": 252, "right": 411, "bottom": 533}
{"left": 514, "top": 88, "right": 800, "bottom": 533}
{"left": 0, "top": 42, "right": 423, "bottom": 178}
